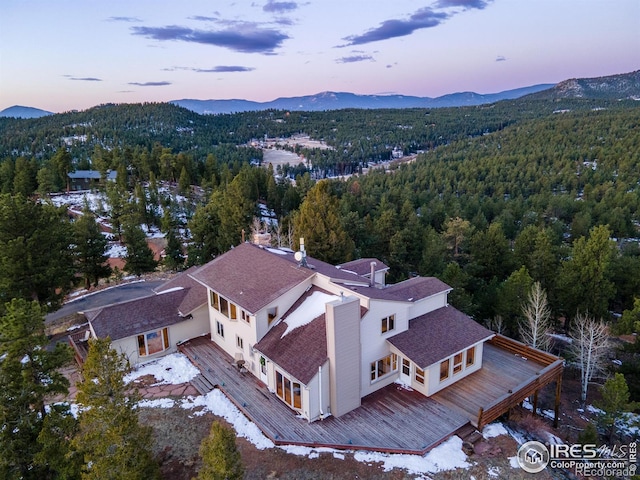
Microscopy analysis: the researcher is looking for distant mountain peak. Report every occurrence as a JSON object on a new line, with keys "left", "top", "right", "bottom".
{"left": 0, "top": 105, "right": 53, "bottom": 119}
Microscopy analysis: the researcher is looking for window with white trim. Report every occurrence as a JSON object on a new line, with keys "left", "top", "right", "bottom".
{"left": 210, "top": 291, "right": 219, "bottom": 310}
{"left": 381, "top": 314, "right": 395, "bottom": 334}
{"left": 236, "top": 335, "right": 244, "bottom": 350}
{"left": 466, "top": 346, "right": 475, "bottom": 367}
{"left": 370, "top": 353, "right": 397, "bottom": 382}
{"left": 276, "top": 370, "right": 302, "bottom": 409}
{"left": 137, "top": 328, "right": 169, "bottom": 356}
{"left": 415, "top": 366, "right": 425, "bottom": 384}
{"left": 440, "top": 358, "right": 450, "bottom": 382}
{"left": 216, "top": 321, "right": 224, "bottom": 338}
{"left": 402, "top": 358, "right": 410, "bottom": 376}
{"left": 453, "top": 352, "right": 463, "bottom": 374}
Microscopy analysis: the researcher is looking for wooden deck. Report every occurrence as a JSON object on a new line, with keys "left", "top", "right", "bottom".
{"left": 432, "top": 336, "right": 563, "bottom": 429}
{"left": 179, "top": 335, "right": 469, "bottom": 454}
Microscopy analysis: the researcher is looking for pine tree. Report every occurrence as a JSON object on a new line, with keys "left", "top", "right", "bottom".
{"left": 293, "top": 180, "right": 354, "bottom": 264}
{"left": 35, "top": 404, "right": 83, "bottom": 480}
{"left": 0, "top": 194, "right": 75, "bottom": 309}
{"left": 123, "top": 222, "right": 157, "bottom": 276}
{"left": 558, "top": 225, "right": 617, "bottom": 322}
{"left": 595, "top": 373, "right": 639, "bottom": 442}
{"left": 164, "top": 228, "right": 185, "bottom": 271}
{"left": 74, "top": 338, "right": 160, "bottom": 480}
{"left": 0, "top": 298, "right": 73, "bottom": 479}
{"left": 73, "top": 201, "right": 111, "bottom": 289}
{"left": 197, "top": 421, "right": 244, "bottom": 480}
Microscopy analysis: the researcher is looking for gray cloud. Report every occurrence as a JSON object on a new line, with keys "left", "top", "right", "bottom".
{"left": 188, "top": 15, "right": 220, "bottom": 21}
{"left": 131, "top": 24, "right": 288, "bottom": 53}
{"left": 496, "top": 55, "right": 506, "bottom": 62}
{"left": 435, "top": 0, "right": 492, "bottom": 9}
{"left": 196, "top": 66, "right": 255, "bottom": 72}
{"left": 108, "top": 16, "right": 142, "bottom": 22}
{"left": 69, "top": 77, "right": 103, "bottom": 81}
{"left": 342, "top": 8, "right": 448, "bottom": 46}
{"left": 263, "top": 1, "right": 298, "bottom": 13}
{"left": 128, "top": 81, "right": 172, "bottom": 86}
{"left": 336, "top": 54, "right": 374, "bottom": 63}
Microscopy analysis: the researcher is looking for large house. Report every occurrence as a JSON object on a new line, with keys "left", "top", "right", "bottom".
{"left": 187, "top": 242, "right": 494, "bottom": 422}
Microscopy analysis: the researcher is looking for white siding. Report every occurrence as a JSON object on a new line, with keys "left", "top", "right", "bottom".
{"left": 359, "top": 300, "right": 411, "bottom": 397}
{"left": 110, "top": 310, "right": 209, "bottom": 367}
{"left": 425, "top": 341, "right": 485, "bottom": 395}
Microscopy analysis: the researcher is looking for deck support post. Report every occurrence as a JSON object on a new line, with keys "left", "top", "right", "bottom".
{"left": 532, "top": 391, "right": 538, "bottom": 416}
{"left": 553, "top": 374, "right": 562, "bottom": 428}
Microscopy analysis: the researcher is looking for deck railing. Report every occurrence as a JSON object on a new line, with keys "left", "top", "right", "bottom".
{"left": 477, "top": 334, "right": 564, "bottom": 429}
{"left": 68, "top": 328, "right": 91, "bottom": 365}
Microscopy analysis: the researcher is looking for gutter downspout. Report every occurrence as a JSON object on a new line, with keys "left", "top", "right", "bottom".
{"left": 318, "top": 364, "right": 324, "bottom": 420}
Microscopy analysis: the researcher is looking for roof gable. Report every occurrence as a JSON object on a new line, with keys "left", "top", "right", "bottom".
{"left": 86, "top": 289, "right": 188, "bottom": 341}
{"left": 189, "top": 243, "right": 315, "bottom": 313}
{"left": 387, "top": 306, "right": 493, "bottom": 368}
{"left": 154, "top": 267, "right": 206, "bottom": 315}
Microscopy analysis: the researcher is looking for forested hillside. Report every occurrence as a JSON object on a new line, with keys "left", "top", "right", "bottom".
{"left": 1, "top": 98, "right": 639, "bottom": 329}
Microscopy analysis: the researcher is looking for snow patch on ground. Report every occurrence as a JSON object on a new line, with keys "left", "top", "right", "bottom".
{"left": 353, "top": 436, "right": 471, "bottom": 475}
{"left": 586, "top": 404, "right": 604, "bottom": 415}
{"left": 617, "top": 412, "right": 640, "bottom": 437}
{"left": 138, "top": 398, "right": 176, "bottom": 409}
{"left": 482, "top": 422, "right": 509, "bottom": 439}
{"left": 106, "top": 243, "right": 127, "bottom": 258}
{"left": 521, "top": 398, "right": 556, "bottom": 420}
{"left": 138, "top": 382, "right": 473, "bottom": 476}
{"left": 180, "top": 390, "right": 276, "bottom": 450}
{"left": 124, "top": 353, "right": 199, "bottom": 385}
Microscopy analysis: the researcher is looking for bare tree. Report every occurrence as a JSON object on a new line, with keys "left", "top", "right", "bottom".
{"left": 519, "top": 282, "right": 552, "bottom": 351}
{"left": 488, "top": 315, "right": 506, "bottom": 335}
{"left": 569, "top": 313, "right": 610, "bottom": 404}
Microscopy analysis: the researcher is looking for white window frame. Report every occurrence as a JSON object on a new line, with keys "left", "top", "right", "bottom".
{"left": 370, "top": 353, "right": 398, "bottom": 383}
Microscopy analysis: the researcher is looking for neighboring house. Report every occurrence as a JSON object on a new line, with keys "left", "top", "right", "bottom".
{"left": 69, "top": 268, "right": 209, "bottom": 365}
{"left": 188, "top": 242, "right": 494, "bottom": 422}
{"left": 68, "top": 169, "right": 117, "bottom": 190}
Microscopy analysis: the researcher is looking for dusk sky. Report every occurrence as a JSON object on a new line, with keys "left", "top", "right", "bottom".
{"left": 1, "top": 0, "right": 638, "bottom": 113}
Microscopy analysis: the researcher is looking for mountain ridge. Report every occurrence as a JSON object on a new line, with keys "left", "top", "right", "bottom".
{"left": 523, "top": 70, "right": 640, "bottom": 100}
{"left": 170, "top": 84, "right": 555, "bottom": 115}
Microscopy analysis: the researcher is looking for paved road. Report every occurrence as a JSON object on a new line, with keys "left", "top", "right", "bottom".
{"left": 46, "top": 280, "right": 166, "bottom": 323}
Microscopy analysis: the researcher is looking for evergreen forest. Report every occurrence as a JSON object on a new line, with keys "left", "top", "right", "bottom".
{"left": 1, "top": 97, "right": 640, "bottom": 477}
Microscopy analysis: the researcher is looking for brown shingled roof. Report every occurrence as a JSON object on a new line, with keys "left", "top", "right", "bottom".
{"left": 254, "top": 315, "right": 327, "bottom": 385}
{"left": 337, "top": 258, "right": 389, "bottom": 276}
{"left": 387, "top": 306, "right": 494, "bottom": 368}
{"left": 86, "top": 289, "right": 189, "bottom": 341}
{"left": 341, "top": 276, "right": 451, "bottom": 303}
{"left": 154, "top": 267, "right": 206, "bottom": 316}
{"left": 189, "top": 243, "right": 314, "bottom": 314}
